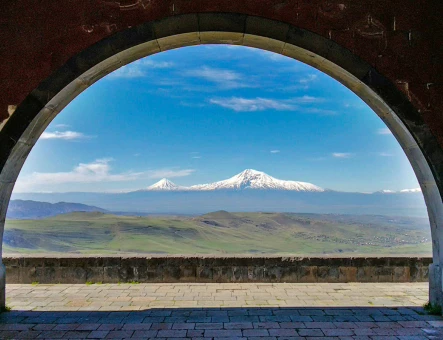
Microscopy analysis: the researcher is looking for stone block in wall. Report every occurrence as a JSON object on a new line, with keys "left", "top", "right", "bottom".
{"left": 264, "top": 266, "right": 283, "bottom": 282}
{"left": 163, "top": 265, "right": 181, "bottom": 281}
{"left": 248, "top": 266, "right": 265, "bottom": 281}
{"left": 179, "top": 265, "right": 196, "bottom": 281}
{"left": 357, "top": 267, "right": 377, "bottom": 282}
{"left": 318, "top": 266, "right": 336, "bottom": 283}
{"left": 5, "top": 265, "right": 19, "bottom": 283}
{"left": 377, "top": 267, "right": 394, "bottom": 282}
{"left": 34, "top": 266, "right": 58, "bottom": 283}
{"left": 213, "top": 266, "right": 236, "bottom": 282}
{"left": 298, "top": 266, "right": 317, "bottom": 282}
{"left": 196, "top": 266, "right": 213, "bottom": 281}
{"left": 393, "top": 266, "right": 410, "bottom": 282}
{"left": 230, "top": 266, "right": 249, "bottom": 282}
{"left": 59, "top": 267, "right": 86, "bottom": 283}
{"left": 119, "top": 265, "right": 138, "bottom": 282}
{"left": 104, "top": 266, "right": 120, "bottom": 283}
{"left": 279, "top": 265, "right": 298, "bottom": 282}
{"left": 411, "top": 264, "right": 429, "bottom": 282}
{"left": 85, "top": 267, "right": 104, "bottom": 283}
{"left": 19, "top": 267, "right": 37, "bottom": 284}
{"left": 339, "top": 266, "right": 357, "bottom": 282}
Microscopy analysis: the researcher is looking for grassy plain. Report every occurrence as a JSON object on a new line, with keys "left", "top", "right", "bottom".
{"left": 3, "top": 211, "right": 432, "bottom": 256}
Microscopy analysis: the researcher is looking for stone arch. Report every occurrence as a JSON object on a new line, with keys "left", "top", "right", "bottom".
{"left": 0, "top": 13, "right": 442, "bottom": 307}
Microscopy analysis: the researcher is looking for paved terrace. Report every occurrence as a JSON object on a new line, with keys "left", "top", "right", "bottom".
{"left": 2, "top": 282, "right": 443, "bottom": 339}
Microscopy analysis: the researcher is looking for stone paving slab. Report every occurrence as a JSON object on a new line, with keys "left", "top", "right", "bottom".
{"left": 1, "top": 283, "right": 442, "bottom": 339}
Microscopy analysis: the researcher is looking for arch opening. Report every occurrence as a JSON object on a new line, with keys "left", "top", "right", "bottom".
{"left": 1, "top": 13, "right": 442, "bottom": 307}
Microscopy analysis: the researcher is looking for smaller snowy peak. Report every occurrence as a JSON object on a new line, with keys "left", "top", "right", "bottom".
{"left": 146, "top": 178, "right": 180, "bottom": 191}
{"left": 400, "top": 188, "right": 422, "bottom": 193}
{"left": 378, "top": 190, "right": 396, "bottom": 194}
{"left": 375, "top": 188, "right": 422, "bottom": 194}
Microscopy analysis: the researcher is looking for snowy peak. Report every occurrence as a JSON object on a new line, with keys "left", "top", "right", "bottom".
{"left": 375, "top": 188, "right": 422, "bottom": 194}
{"left": 147, "top": 178, "right": 180, "bottom": 191}
{"left": 189, "top": 169, "right": 325, "bottom": 192}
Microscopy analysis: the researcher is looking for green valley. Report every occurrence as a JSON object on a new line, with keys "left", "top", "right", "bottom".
{"left": 3, "top": 211, "right": 432, "bottom": 256}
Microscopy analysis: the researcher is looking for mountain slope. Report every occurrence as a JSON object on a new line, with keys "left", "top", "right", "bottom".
{"left": 7, "top": 200, "right": 108, "bottom": 219}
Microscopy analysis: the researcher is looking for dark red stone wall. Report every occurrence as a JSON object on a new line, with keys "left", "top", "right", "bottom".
{"left": 1, "top": 0, "right": 442, "bottom": 143}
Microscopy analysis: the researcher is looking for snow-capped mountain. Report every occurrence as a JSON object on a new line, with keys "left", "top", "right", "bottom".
{"left": 145, "top": 169, "right": 324, "bottom": 192}
{"left": 145, "top": 178, "right": 181, "bottom": 191}
{"left": 189, "top": 169, "right": 324, "bottom": 191}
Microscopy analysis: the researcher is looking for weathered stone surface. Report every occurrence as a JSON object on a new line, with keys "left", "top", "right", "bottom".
{"left": 4, "top": 256, "right": 432, "bottom": 284}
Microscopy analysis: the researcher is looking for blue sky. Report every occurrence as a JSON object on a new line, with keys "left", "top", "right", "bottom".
{"left": 14, "top": 45, "right": 420, "bottom": 193}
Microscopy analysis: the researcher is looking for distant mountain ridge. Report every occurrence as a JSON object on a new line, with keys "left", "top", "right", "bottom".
{"left": 7, "top": 200, "right": 108, "bottom": 219}
{"left": 144, "top": 169, "right": 325, "bottom": 192}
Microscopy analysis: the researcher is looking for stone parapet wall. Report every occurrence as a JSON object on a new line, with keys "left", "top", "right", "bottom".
{"left": 3, "top": 256, "right": 431, "bottom": 284}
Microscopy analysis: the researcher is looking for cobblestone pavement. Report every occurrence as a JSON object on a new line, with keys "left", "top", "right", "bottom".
{"left": 2, "top": 282, "right": 442, "bottom": 339}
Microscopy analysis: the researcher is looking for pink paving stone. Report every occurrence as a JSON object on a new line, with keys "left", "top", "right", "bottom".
{"left": 333, "top": 322, "right": 356, "bottom": 328}
{"left": 268, "top": 328, "right": 299, "bottom": 336}
{"left": 204, "top": 329, "right": 243, "bottom": 337}
{"left": 150, "top": 323, "right": 173, "bottom": 330}
{"left": 398, "top": 321, "right": 429, "bottom": 328}
{"left": 157, "top": 329, "right": 188, "bottom": 337}
{"left": 186, "top": 329, "right": 205, "bottom": 337}
{"left": 395, "top": 327, "right": 427, "bottom": 336}
{"left": 279, "top": 322, "right": 306, "bottom": 328}
{"left": 322, "top": 328, "right": 355, "bottom": 336}
{"left": 242, "top": 329, "right": 270, "bottom": 336}
{"left": 53, "top": 324, "right": 78, "bottom": 331}
{"left": 354, "top": 328, "right": 377, "bottom": 335}
{"left": 132, "top": 330, "right": 159, "bottom": 337}
{"left": 75, "top": 323, "right": 100, "bottom": 331}
{"left": 224, "top": 322, "right": 253, "bottom": 329}
{"left": 428, "top": 320, "right": 443, "bottom": 327}
{"left": 32, "top": 324, "right": 56, "bottom": 331}
{"left": 172, "top": 322, "right": 196, "bottom": 329}
{"left": 86, "top": 330, "right": 109, "bottom": 338}
{"left": 253, "top": 322, "right": 280, "bottom": 328}
{"left": 195, "top": 323, "right": 224, "bottom": 329}
{"left": 304, "top": 322, "right": 337, "bottom": 329}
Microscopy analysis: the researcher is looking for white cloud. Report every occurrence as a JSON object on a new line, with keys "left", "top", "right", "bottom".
{"left": 185, "top": 66, "right": 249, "bottom": 89}
{"left": 109, "top": 65, "right": 145, "bottom": 79}
{"left": 53, "top": 124, "right": 70, "bottom": 129}
{"left": 210, "top": 97, "right": 295, "bottom": 112}
{"left": 40, "top": 131, "right": 90, "bottom": 140}
{"left": 146, "top": 168, "right": 195, "bottom": 179}
{"left": 287, "top": 95, "right": 323, "bottom": 104}
{"left": 378, "top": 152, "right": 393, "bottom": 157}
{"left": 140, "top": 59, "right": 174, "bottom": 68}
{"left": 108, "top": 59, "right": 174, "bottom": 79}
{"left": 377, "top": 128, "right": 392, "bottom": 135}
{"left": 14, "top": 159, "right": 194, "bottom": 192}
{"left": 192, "top": 156, "right": 201, "bottom": 159}
{"left": 332, "top": 152, "right": 353, "bottom": 159}
{"left": 270, "top": 150, "right": 280, "bottom": 154}
{"left": 304, "top": 108, "right": 336, "bottom": 115}
{"left": 209, "top": 96, "right": 325, "bottom": 112}
{"left": 299, "top": 74, "right": 318, "bottom": 84}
